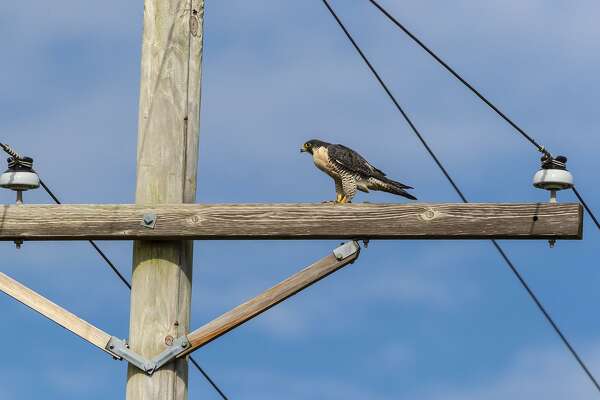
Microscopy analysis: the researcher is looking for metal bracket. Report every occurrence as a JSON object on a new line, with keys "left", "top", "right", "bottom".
{"left": 103, "top": 243, "right": 361, "bottom": 374}
{"left": 333, "top": 241, "right": 361, "bottom": 261}
{"left": 141, "top": 213, "right": 157, "bottom": 229}
{"left": 106, "top": 336, "right": 190, "bottom": 375}
{"left": 149, "top": 336, "right": 190, "bottom": 373}
{"left": 106, "top": 337, "right": 154, "bottom": 374}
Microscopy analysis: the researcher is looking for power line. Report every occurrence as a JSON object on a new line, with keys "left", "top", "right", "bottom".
{"left": 363, "top": 0, "right": 600, "bottom": 235}
{"left": 37, "top": 179, "right": 132, "bottom": 289}
{"left": 28, "top": 172, "right": 229, "bottom": 399}
{"left": 573, "top": 187, "right": 600, "bottom": 231}
{"left": 364, "top": 0, "right": 548, "bottom": 156}
{"left": 190, "top": 357, "right": 230, "bottom": 400}
{"left": 320, "top": 0, "right": 600, "bottom": 393}
{"left": 0, "top": 142, "right": 22, "bottom": 160}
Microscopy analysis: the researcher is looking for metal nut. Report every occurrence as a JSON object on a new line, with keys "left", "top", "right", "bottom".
{"left": 141, "top": 213, "right": 157, "bottom": 229}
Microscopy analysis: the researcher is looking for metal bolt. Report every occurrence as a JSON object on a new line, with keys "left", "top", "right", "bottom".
{"left": 181, "top": 341, "right": 188, "bottom": 348}
{"left": 141, "top": 213, "right": 157, "bottom": 229}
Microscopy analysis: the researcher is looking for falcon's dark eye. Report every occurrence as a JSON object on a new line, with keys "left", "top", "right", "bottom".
{"left": 304, "top": 143, "right": 310, "bottom": 149}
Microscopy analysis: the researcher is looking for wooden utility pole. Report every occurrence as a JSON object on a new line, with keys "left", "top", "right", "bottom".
{"left": 127, "top": 1, "right": 204, "bottom": 399}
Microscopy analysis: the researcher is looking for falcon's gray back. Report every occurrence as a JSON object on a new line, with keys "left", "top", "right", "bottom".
{"left": 327, "top": 144, "right": 386, "bottom": 179}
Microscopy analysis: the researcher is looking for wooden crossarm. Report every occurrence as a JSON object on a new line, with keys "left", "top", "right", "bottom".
{"left": 0, "top": 272, "right": 112, "bottom": 352}
{"left": 177, "top": 241, "right": 361, "bottom": 357}
{"left": 0, "top": 203, "right": 583, "bottom": 240}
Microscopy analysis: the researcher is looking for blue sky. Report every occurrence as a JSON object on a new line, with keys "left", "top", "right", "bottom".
{"left": 1, "top": 0, "right": 600, "bottom": 398}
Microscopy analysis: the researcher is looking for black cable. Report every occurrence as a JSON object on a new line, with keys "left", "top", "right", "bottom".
{"left": 321, "top": 0, "right": 600, "bottom": 393}
{"left": 365, "top": 0, "right": 549, "bottom": 156}
{"left": 38, "top": 178, "right": 132, "bottom": 289}
{"left": 365, "top": 0, "right": 600, "bottom": 232}
{"left": 321, "top": 0, "right": 467, "bottom": 203}
{"left": 573, "top": 187, "right": 600, "bottom": 231}
{"left": 0, "top": 142, "right": 22, "bottom": 160}
{"left": 362, "top": 1, "right": 600, "bottom": 238}
{"left": 490, "top": 239, "right": 600, "bottom": 388}
{"left": 35, "top": 176, "right": 228, "bottom": 399}
{"left": 364, "top": 1, "right": 600, "bottom": 233}
{"left": 190, "top": 357, "right": 230, "bottom": 400}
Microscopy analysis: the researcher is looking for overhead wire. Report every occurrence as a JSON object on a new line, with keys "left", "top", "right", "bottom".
{"left": 573, "top": 187, "right": 600, "bottom": 231}
{"left": 364, "top": 0, "right": 549, "bottom": 156}
{"left": 0, "top": 143, "right": 229, "bottom": 400}
{"left": 320, "top": 0, "right": 600, "bottom": 393}
{"left": 0, "top": 142, "right": 23, "bottom": 161}
{"left": 363, "top": 0, "right": 600, "bottom": 234}
{"left": 37, "top": 179, "right": 132, "bottom": 289}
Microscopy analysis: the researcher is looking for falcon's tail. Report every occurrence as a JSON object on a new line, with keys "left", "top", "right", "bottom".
{"left": 369, "top": 176, "right": 417, "bottom": 200}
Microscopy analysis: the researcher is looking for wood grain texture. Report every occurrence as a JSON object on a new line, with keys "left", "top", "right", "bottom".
{"left": 0, "top": 203, "right": 583, "bottom": 240}
{"left": 0, "top": 272, "right": 112, "bottom": 351}
{"left": 127, "top": 0, "right": 203, "bottom": 399}
{"left": 180, "top": 248, "right": 360, "bottom": 356}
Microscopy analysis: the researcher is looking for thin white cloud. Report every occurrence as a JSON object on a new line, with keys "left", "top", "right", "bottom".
{"left": 226, "top": 366, "right": 393, "bottom": 400}
{"left": 422, "top": 343, "right": 600, "bottom": 400}
{"left": 191, "top": 242, "right": 480, "bottom": 340}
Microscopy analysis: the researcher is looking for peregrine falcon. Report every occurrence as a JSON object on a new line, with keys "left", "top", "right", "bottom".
{"left": 300, "top": 139, "right": 416, "bottom": 203}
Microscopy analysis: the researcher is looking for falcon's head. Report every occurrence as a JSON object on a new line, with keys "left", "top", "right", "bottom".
{"left": 301, "top": 139, "right": 329, "bottom": 155}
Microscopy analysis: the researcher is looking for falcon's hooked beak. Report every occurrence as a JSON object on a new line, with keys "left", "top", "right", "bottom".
{"left": 300, "top": 147, "right": 306, "bottom": 153}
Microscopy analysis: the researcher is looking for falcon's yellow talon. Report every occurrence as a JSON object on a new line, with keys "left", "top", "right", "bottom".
{"left": 338, "top": 195, "right": 350, "bottom": 204}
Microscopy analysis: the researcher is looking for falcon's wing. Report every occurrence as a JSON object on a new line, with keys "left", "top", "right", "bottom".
{"left": 328, "top": 144, "right": 386, "bottom": 178}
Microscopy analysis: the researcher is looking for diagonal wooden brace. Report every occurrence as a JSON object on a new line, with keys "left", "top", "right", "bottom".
{"left": 0, "top": 271, "right": 151, "bottom": 372}
{"left": 163, "top": 241, "right": 361, "bottom": 361}
{"left": 0, "top": 241, "right": 361, "bottom": 373}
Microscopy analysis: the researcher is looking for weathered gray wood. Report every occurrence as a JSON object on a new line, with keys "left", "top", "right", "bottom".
{"left": 127, "top": 0, "right": 203, "bottom": 399}
{"left": 0, "top": 203, "right": 583, "bottom": 240}
{"left": 179, "top": 244, "right": 361, "bottom": 357}
{"left": 0, "top": 272, "right": 112, "bottom": 352}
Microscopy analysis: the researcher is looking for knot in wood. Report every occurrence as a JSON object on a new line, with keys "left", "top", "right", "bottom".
{"left": 419, "top": 208, "right": 439, "bottom": 221}
{"left": 190, "top": 14, "right": 199, "bottom": 37}
{"left": 164, "top": 335, "right": 174, "bottom": 346}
